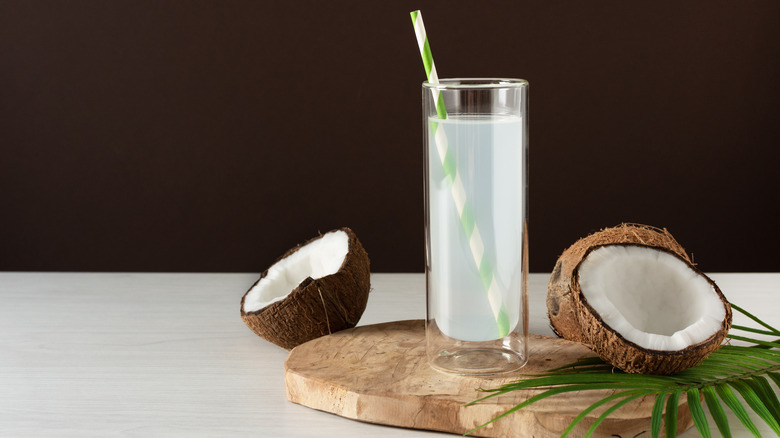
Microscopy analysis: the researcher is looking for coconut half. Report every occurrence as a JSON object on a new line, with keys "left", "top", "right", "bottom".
{"left": 240, "top": 228, "right": 370, "bottom": 350}
{"left": 574, "top": 244, "right": 731, "bottom": 374}
{"left": 547, "top": 223, "right": 691, "bottom": 343}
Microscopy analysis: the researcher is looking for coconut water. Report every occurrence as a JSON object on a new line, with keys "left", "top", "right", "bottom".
{"left": 427, "top": 114, "right": 525, "bottom": 342}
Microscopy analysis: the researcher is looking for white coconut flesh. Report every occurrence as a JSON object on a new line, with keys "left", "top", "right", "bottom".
{"left": 578, "top": 245, "right": 726, "bottom": 352}
{"left": 242, "top": 230, "right": 350, "bottom": 313}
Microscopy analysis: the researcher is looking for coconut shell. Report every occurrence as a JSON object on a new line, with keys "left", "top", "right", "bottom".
{"left": 240, "top": 227, "right": 370, "bottom": 350}
{"left": 547, "top": 223, "right": 690, "bottom": 344}
{"left": 572, "top": 244, "right": 732, "bottom": 374}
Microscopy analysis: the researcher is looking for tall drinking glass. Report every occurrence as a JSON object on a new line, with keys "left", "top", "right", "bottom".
{"left": 423, "top": 78, "right": 529, "bottom": 375}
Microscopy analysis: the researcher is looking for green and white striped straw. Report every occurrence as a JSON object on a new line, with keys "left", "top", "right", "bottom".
{"left": 410, "top": 10, "right": 510, "bottom": 338}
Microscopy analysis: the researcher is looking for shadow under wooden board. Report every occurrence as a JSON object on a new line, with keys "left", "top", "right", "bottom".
{"left": 284, "top": 320, "right": 693, "bottom": 437}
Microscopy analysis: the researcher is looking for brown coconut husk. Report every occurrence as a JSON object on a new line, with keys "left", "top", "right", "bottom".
{"left": 240, "top": 228, "right": 370, "bottom": 350}
{"left": 572, "top": 243, "right": 732, "bottom": 375}
{"left": 547, "top": 223, "right": 690, "bottom": 344}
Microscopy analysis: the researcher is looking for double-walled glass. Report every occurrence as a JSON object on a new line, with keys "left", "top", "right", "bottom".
{"left": 423, "top": 78, "right": 529, "bottom": 375}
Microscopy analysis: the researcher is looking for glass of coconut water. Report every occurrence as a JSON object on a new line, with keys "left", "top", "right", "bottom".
{"left": 423, "top": 78, "right": 528, "bottom": 375}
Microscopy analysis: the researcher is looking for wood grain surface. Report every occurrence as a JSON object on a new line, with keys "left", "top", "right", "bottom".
{"left": 285, "top": 320, "right": 694, "bottom": 437}
{"left": 4, "top": 273, "right": 773, "bottom": 437}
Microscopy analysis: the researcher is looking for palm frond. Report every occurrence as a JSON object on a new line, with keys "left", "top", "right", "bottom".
{"left": 687, "top": 388, "right": 712, "bottom": 438}
{"left": 715, "top": 383, "right": 762, "bottom": 437}
{"left": 651, "top": 392, "right": 666, "bottom": 438}
{"left": 702, "top": 385, "right": 732, "bottom": 438}
{"left": 561, "top": 389, "right": 650, "bottom": 438}
{"left": 665, "top": 391, "right": 681, "bottom": 438}
{"left": 468, "top": 304, "right": 780, "bottom": 437}
{"left": 587, "top": 392, "right": 649, "bottom": 438}
{"left": 731, "top": 304, "right": 780, "bottom": 335}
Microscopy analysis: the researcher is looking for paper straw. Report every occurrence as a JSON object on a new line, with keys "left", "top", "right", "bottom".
{"left": 410, "top": 10, "right": 510, "bottom": 338}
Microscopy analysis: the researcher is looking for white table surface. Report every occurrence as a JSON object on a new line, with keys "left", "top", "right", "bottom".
{"left": 0, "top": 272, "right": 777, "bottom": 437}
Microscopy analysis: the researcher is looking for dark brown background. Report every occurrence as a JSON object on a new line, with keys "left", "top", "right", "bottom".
{"left": 2, "top": 1, "right": 779, "bottom": 273}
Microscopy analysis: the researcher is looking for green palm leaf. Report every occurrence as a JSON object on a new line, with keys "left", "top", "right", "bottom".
{"left": 651, "top": 392, "right": 667, "bottom": 438}
{"left": 585, "top": 392, "right": 649, "bottom": 438}
{"left": 727, "top": 335, "right": 780, "bottom": 349}
{"left": 732, "top": 325, "right": 780, "bottom": 337}
{"left": 768, "top": 372, "right": 780, "bottom": 389}
{"left": 468, "top": 304, "right": 780, "bottom": 437}
{"left": 716, "top": 383, "right": 762, "bottom": 437}
{"left": 729, "top": 379, "right": 780, "bottom": 435}
{"left": 746, "top": 376, "right": 780, "bottom": 428}
{"left": 732, "top": 304, "right": 780, "bottom": 335}
{"left": 665, "top": 390, "right": 681, "bottom": 438}
{"left": 702, "top": 385, "right": 731, "bottom": 438}
{"left": 560, "top": 389, "right": 650, "bottom": 438}
{"left": 747, "top": 376, "right": 780, "bottom": 426}
{"left": 688, "top": 388, "right": 712, "bottom": 438}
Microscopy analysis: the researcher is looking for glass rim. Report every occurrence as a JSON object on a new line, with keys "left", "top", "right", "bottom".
{"left": 423, "top": 78, "right": 528, "bottom": 89}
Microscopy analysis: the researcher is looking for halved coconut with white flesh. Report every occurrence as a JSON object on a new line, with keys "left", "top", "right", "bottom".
{"left": 240, "top": 228, "right": 370, "bottom": 350}
{"left": 571, "top": 244, "right": 731, "bottom": 374}
{"left": 547, "top": 223, "right": 691, "bottom": 343}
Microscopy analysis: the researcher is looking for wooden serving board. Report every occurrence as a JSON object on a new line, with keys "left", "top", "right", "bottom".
{"left": 284, "top": 320, "right": 693, "bottom": 437}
